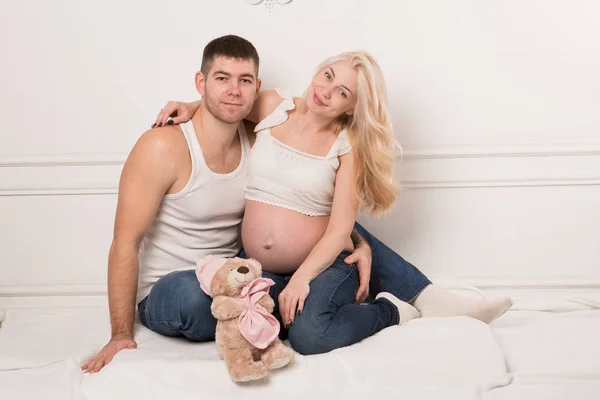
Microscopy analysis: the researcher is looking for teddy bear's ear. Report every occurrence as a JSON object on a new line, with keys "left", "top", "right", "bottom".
{"left": 196, "top": 255, "right": 216, "bottom": 273}
{"left": 247, "top": 258, "right": 262, "bottom": 273}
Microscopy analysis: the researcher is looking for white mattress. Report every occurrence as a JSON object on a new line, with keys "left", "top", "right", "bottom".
{"left": 1, "top": 295, "right": 599, "bottom": 400}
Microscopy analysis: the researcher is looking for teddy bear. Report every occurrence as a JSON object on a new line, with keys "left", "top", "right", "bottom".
{"left": 196, "top": 255, "right": 294, "bottom": 382}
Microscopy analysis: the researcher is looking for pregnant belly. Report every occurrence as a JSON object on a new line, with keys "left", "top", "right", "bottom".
{"left": 241, "top": 200, "right": 342, "bottom": 274}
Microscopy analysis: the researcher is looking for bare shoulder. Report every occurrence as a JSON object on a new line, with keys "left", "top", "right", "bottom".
{"left": 122, "top": 125, "right": 190, "bottom": 188}
{"left": 259, "top": 89, "right": 284, "bottom": 108}
{"left": 253, "top": 89, "right": 286, "bottom": 122}
{"left": 129, "top": 125, "right": 188, "bottom": 164}
{"left": 113, "top": 125, "right": 190, "bottom": 242}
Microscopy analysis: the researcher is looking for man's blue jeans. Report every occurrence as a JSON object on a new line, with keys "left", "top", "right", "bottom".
{"left": 138, "top": 222, "right": 431, "bottom": 355}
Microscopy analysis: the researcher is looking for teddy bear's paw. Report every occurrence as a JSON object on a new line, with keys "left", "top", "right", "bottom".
{"left": 262, "top": 341, "right": 295, "bottom": 370}
{"left": 230, "top": 362, "right": 269, "bottom": 382}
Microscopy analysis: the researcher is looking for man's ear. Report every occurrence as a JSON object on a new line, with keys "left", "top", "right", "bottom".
{"left": 255, "top": 78, "right": 262, "bottom": 99}
{"left": 195, "top": 71, "right": 206, "bottom": 96}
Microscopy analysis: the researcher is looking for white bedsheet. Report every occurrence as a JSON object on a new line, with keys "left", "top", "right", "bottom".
{"left": 484, "top": 307, "right": 600, "bottom": 400}
{"left": 0, "top": 306, "right": 509, "bottom": 400}
{"left": 0, "top": 359, "right": 85, "bottom": 400}
{"left": 1, "top": 296, "right": 599, "bottom": 400}
{"left": 483, "top": 381, "right": 600, "bottom": 400}
{"left": 491, "top": 310, "right": 600, "bottom": 377}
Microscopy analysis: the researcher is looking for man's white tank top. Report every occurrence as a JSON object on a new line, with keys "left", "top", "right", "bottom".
{"left": 136, "top": 120, "right": 251, "bottom": 303}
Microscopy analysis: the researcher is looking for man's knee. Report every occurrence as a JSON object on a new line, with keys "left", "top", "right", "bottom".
{"left": 181, "top": 305, "right": 216, "bottom": 342}
{"left": 148, "top": 271, "right": 206, "bottom": 310}
{"left": 179, "top": 290, "right": 213, "bottom": 321}
{"left": 144, "top": 270, "right": 216, "bottom": 341}
{"left": 170, "top": 273, "right": 215, "bottom": 340}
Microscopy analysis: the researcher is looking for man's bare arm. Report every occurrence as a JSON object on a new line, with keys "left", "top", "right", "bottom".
{"left": 83, "top": 127, "right": 182, "bottom": 372}
{"left": 109, "top": 128, "right": 182, "bottom": 337}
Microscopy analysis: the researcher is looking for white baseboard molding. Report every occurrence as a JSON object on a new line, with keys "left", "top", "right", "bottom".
{"left": 1, "top": 277, "right": 598, "bottom": 310}
{"left": 0, "top": 283, "right": 107, "bottom": 297}
{"left": 1, "top": 276, "right": 598, "bottom": 298}
{"left": 431, "top": 276, "right": 600, "bottom": 290}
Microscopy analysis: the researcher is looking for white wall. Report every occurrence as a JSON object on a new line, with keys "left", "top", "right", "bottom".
{"left": 1, "top": 0, "right": 599, "bottom": 304}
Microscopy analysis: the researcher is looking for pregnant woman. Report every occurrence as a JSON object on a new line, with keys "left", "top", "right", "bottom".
{"left": 156, "top": 50, "right": 512, "bottom": 355}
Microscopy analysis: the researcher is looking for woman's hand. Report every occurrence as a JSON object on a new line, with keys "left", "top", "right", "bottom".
{"left": 278, "top": 275, "right": 311, "bottom": 327}
{"left": 344, "top": 244, "right": 372, "bottom": 304}
{"left": 152, "top": 100, "right": 198, "bottom": 128}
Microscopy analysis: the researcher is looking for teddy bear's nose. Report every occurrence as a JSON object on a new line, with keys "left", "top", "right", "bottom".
{"left": 237, "top": 266, "right": 249, "bottom": 274}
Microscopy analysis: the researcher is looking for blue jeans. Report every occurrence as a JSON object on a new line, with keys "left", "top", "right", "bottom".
{"left": 138, "top": 270, "right": 217, "bottom": 341}
{"left": 353, "top": 222, "right": 432, "bottom": 302}
{"left": 138, "top": 222, "right": 431, "bottom": 353}
{"left": 263, "top": 251, "right": 399, "bottom": 355}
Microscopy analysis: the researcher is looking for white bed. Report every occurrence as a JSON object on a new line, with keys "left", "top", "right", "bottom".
{"left": 2, "top": 1, "right": 599, "bottom": 399}
{"left": 1, "top": 293, "right": 599, "bottom": 400}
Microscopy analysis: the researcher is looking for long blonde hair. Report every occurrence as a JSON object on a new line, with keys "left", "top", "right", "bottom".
{"left": 315, "top": 51, "right": 399, "bottom": 215}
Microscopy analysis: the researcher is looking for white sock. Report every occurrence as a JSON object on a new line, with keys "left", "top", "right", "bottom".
{"left": 413, "top": 285, "right": 513, "bottom": 324}
{"left": 376, "top": 292, "right": 420, "bottom": 325}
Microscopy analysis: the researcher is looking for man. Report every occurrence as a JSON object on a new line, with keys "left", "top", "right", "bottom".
{"left": 81, "top": 35, "right": 375, "bottom": 373}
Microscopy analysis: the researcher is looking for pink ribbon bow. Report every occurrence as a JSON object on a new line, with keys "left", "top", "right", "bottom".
{"left": 237, "top": 277, "right": 280, "bottom": 349}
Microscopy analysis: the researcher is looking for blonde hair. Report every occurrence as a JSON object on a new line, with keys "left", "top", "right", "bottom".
{"left": 315, "top": 51, "right": 399, "bottom": 215}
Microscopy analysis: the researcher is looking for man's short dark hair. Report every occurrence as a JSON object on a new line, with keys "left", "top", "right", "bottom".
{"left": 200, "top": 35, "right": 260, "bottom": 76}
